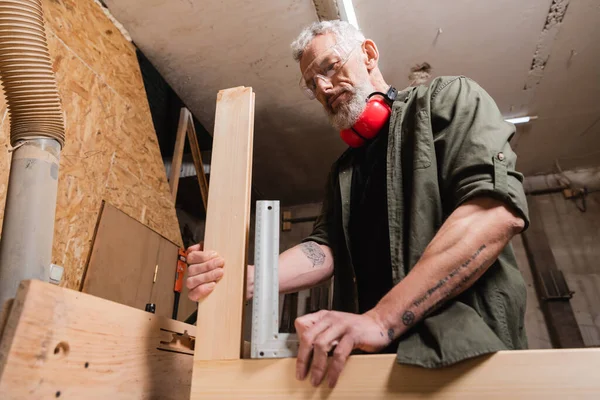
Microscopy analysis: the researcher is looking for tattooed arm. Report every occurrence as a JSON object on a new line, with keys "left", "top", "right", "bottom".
{"left": 246, "top": 241, "right": 334, "bottom": 298}
{"left": 293, "top": 196, "right": 525, "bottom": 388}
{"left": 367, "top": 196, "right": 525, "bottom": 341}
{"left": 295, "top": 198, "right": 525, "bottom": 387}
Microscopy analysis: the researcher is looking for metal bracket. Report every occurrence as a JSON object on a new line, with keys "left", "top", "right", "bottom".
{"left": 251, "top": 201, "right": 298, "bottom": 358}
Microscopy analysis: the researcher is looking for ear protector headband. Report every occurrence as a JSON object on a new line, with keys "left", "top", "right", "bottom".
{"left": 340, "top": 86, "right": 397, "bottom": 148}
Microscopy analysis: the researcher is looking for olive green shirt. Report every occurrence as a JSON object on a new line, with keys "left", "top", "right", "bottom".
{"left": 303, "top": 76, "right": 530, "bottom": 368}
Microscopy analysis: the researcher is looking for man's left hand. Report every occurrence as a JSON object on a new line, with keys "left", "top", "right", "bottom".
{"left": 294, "top": 310, "right": 390, "bottom": 388}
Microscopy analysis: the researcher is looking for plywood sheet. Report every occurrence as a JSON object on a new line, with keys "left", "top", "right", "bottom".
{"left": 42, "top": 0, "right": 148, "bottom": 110}
{"left": 0, "top": 0, "right": 182, "bottom": 291}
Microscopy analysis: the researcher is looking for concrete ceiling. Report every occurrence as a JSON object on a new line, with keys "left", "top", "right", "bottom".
{"left": 104, "top": 0, "right": 600, "bottom": 205}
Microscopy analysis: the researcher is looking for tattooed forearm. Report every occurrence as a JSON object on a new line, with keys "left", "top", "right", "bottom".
{"left": 402, "top": 244, "right": 488, "bottom": 327}
{"left": 411, "top": 244, "right": 486, "bottom": 308}
{"left": 419, "top": 255, "right": 490, "bottom": 320}
{"left": 299, "top": 241, "right": 326, "bottom": 267}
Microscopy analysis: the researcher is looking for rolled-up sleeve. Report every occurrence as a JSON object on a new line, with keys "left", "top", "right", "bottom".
{"left": 302, "top": 169, "right": 335, "bottom": 247}
{"left": 431, "top": 76, "right": 529, "bottom": 229}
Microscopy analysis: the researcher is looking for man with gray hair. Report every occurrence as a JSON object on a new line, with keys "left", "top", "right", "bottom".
{"left": 186, "top": 20, "right": 529, "bottom": 388}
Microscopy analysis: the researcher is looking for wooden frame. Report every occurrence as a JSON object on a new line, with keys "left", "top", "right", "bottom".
{"left": 193, "top": 87, "right": 255, "bottom": 362}
{"left": 190, "top": 86, "right": 600, "bottom": 399}
{"left": 168, "top": 107, "right": 210, "bottom": 210}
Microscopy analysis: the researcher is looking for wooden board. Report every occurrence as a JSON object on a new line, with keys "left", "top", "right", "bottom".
{"left": 192, "top": 349, "right": 600, "bottom": 399}
{"left": 82, "top": 202, "right": 160, "bottom": 310}
{"left": 193, "top": 87, "right": 255, "bottom": 362}
{"left": 0, "top": 280, "right": 194, "bottom": 399}
{"left": 82, "top": 202, "right": 194, "bottom": 320}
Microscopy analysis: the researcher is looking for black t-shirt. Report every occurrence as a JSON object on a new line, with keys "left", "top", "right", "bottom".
{"left": 348, "top": 125, "right": 394, "bottom": 315}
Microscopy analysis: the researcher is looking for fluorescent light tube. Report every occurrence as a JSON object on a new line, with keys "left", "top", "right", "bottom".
{"left": 505, "top": 116, "right": 538, "bottom": 125}
{"left": 337, "top": 0, "right": 359, "bottom": 30}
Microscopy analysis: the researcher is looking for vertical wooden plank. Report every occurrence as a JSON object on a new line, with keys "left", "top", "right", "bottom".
{"left": 169, "top": 107, "right": 190, "bottom": 202}
{"left": 186, "top": 117, "right": 210, "bottom": 211}
{"left": 192, "top": 87, "right": 254, "bottom": 363}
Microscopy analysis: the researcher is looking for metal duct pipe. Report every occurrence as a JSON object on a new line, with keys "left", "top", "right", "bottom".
{"left": 0, "top": 0, "right": 65, "bottom": 305}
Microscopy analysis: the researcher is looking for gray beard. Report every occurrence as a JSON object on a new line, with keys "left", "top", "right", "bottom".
{"left": 326, "top": 83, "right": 374, "bottom": 131}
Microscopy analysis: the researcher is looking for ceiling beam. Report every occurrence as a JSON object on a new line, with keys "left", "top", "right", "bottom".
{"left": 312, "top": 0, "right": 339, "bottom": 21}
{"left": 312, "top": 0, "right": 361, "bottom": 29}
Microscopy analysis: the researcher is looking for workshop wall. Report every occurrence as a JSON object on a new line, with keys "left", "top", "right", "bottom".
{"left": 512, "top": 236, "right": 553, "bottom": 349}
{"left": 279, "top": 202, "right": 322, "bottom": 252}
{"left": 527, "top": 192, "right": 600, "bottom": 347}
{"left": 0, "top": 0, "right": 182, "bottom": 290}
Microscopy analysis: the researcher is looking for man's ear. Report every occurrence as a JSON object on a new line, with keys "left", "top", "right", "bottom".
{"left": 362, "top": 39, "right": 379, "bottom": 71}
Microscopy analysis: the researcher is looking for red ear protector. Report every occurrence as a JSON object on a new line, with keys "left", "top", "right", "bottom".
{"left": 340, "top": 86, "right": 397, "bottom": 148}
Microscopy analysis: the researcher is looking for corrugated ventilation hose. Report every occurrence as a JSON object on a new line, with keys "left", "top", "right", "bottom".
{"left": 0, "top": 0, "right": 65, "bottom": 147}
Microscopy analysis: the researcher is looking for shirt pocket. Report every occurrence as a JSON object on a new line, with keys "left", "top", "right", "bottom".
{"left": 414, "top": 110, "right": 433, "bottom": 170}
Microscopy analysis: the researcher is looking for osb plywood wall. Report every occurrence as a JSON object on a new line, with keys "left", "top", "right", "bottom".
{"left": 0, "top": 0, "right": 182, "bottom": 289}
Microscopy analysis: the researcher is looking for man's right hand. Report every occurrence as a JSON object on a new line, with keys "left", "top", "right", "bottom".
{"left": 186, "top": 243, "right": 225, "bottom": 301}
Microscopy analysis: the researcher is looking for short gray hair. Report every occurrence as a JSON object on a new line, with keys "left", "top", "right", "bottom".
{"left": 291, "top": 20, "right": 365, "bottom": 62}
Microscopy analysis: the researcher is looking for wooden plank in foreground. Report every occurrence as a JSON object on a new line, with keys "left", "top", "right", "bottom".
{"left": 0, "top": 280, "right": 195, "bottom": 399}
{"left": 192, "top": 349, "right": 600, "bottom": 399}
{"left": 193, "top": 87, "right": 255, "bottom": 362}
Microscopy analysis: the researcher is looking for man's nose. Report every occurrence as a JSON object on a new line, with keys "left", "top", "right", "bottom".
{"left": 314, "top": 76, "right": 333, "bottom": 97}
